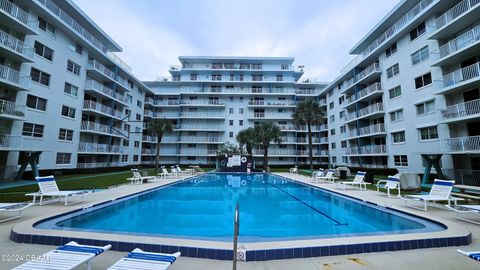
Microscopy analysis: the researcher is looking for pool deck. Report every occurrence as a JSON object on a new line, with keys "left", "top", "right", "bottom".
{"left": 1, "top": 172, "right": 479, "bottom": 269}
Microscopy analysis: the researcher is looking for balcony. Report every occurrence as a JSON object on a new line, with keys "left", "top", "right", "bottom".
{"left": 346, "top": 82, "right": 382, "bottom": 106}
{"left": 78, "top": 142, "right": 121, "bottom": 154}
{"left": 253, "top": 149, "right": 297, "bottom": 156}
{"left": 437, "top": 99, "right": 480, "bottom": 123}
{"left": 0, "top": 64, "right": 30, "bottom": 90}
{"left": 349, "top": 123, "right": 386, "bottom": 139}
{"left": 0, "top": 0, "right": 37, "bottom": 34}
{"left": 179, "top": 136, "right": 223, "bottom": 143}
{"left": 295, "top": 89, "right": 322, "bottom": 95}
{"left": 175, "top": 124, "right": 224, "bottom": 131}
{"left": 0, "top": 134, "right": 22, "bottom": 150}
{"left": 432, "top": 24, "right": 480, "bottom": 66}
{"left": 437, "top": 62, "right": 480, "bottom": 94}
{"left": 247, "top": 100, "right": 296, "bottom": 107}
{"left": 178, "top": 149, "right": 217, "bottom": 156}
{"left": 0, "top": 99, "right": 26, "bottom": 120}
{"left": 83, "top": 100, "right": 123, "bottom": 119}
{"left": 296, "top": 125, "right": 329, "bottom": 132}
{"left": 431, "top": 0, "right": 480, "bottom": 39}
{"left": 87, "top": 60, "right": 131, "bottom": 90}
{"left": 187, "top": 87, "right": 297, "bottom": 95}
{"left": 354, "top": 62, "right": 381, "bottom": 85}
{"left": 345, "top": 145, "right": 387, "bottom": 156}
{"left": 141, "top": 148, "right": 178, "bottom": 155}
{"left": 142, "top": 135, "right": 157, "bottom": 143}
{"left": 0, "top": 29, "right": 34, "bottom": 62}
{"left": 77, "top": 162, "right": 123, "bottom": 169}
{"left": 345, "top": 103, "right": 384, "bottom": 123}
{"left": 441, "top": 135, "right": 480, "bottom": 153}
{"left": 155, "top": 112, "right": 179, "bottom": 119}
{"left": 84, "top": 80, "right": 127, "bottom": 105}
{"left": 154, "top": 100, "right": 180, "bottom": 106}
{"left": 179, "top": 99, "right": 225, "bottom": 106}
{"left": 248, "top": 113, "right": 292, "bottom": 119}
{"left": 179, "top": 112, "right": 224, "bottom": 119}
{"left": 350, "top": 163, "right": 388, "bottom": 169}
{"left": 80, "top": 121, "right": 124, "bottom": 137}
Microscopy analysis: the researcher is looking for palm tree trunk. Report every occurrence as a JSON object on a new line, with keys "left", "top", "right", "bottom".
{"left": 247, "top": 143, "right": 252, "bottom": 156}
{"left": 263, "top": 144, "right": 268, "bottom": 172}
{"left": 307, "top": 123, "right": 313, "bottom": 171}
{"left": 155, "top": 135, "right": 162, "bottom": 172}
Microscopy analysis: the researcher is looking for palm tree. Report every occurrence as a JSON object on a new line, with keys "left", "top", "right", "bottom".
{"left": 146, "top": 118, "right": 173, "bottom": 172}
{"left": 254, "top": 122, "right": 282, "bottom": 172}
{"left": 292, "top": 99, "right": 325, "bottom": 171}
{"left": 236, "top": 127, "right": 256, "bottom": 156}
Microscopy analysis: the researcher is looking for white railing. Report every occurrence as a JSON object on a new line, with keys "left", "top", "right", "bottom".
{"left": 355, "top": 62, "right": 381, "bottom": 82}
{"left": 78, "top": 142, "right": 121, "bottom": 153}
{"left": 0, "top": 29, "right": 34, "bottom": 59}
{"left": 143, "top": 110, "right": 154, "bottom": 117}
{"left": 0, "top": 99, "right": 26, "bottom": 119}
{"left": 253, "top": 149, "right": 297, "bottom": 156}
{"left": 350, "top": 163, "right": 389, "bottom": 169}
{"left": 443, "top": 169, "right": 480, "bottom": 186}
{"left": 80, "top": 121, "right": 123, "bottom": 136}
{"left": 179, "top": 136, "right": 222, "bottom": 143}
{"left": 316, "top": 150, "right": 329, "bottom": 156}
{"left": 438, "top": 99, "right": 480, "bottom": 121}
{"left": 360, "top": 0, "right": 434, "bottom": 57}
{"left": 83, "top": 100, "right": 123, "bottom": 118}
{"left": 179, "top": 99, "right": 225, "bottom": 106}
{"left": 1, "top": 0, "right": 37, "bottom": 29}
{"left": 435, "top": 0, "right": 480, "bottom": 30}
{"left": 35, "top": 0, "right": 109, "bottom": 53}
{"left": 106, "top": 51, "right": 132, "bottom": 73}
{"left": 350, "top": 123, "right": 385, "bottom": 137}
{"left": 295, "top": 125, "right": 328, "bottom": 131}
{"left": 441, "top": 62, "right": 480, "bottom": 89}
{"left": 142, "top": 135, "right": 157, "bottom": 142}
{"left": 88, "top": 60, "right": 116, "bottom": 80}
{"left": 144, "top": 97, "right": 154, "bottom": 104}
{"left": 441, "top": 136, "right": 480, "bottom": 153}
{"left": 179, "top": 111, "right": 224, "bottom": 118}
{"left": 248, "top": 100, "right": 295, "bottom": 106}
{"left": 0, "top": 64, "right": 30, "bottom": 89}
{"left": 187, "top": 87, "right": 297, "bottom": 95}
{"left": 295, "top": 89, "right": 322, "bottom": 95}
{"left": 84, "top": 80, "right": 126, "bottom": 104}
{"left": 0, "top": 134, "right": 21, "bottom": 149}
{"left": 154, "top": 100, "right": 180, "bottom": 106}
{"left": 155, "top": 112, "right": 179, "bottom": 118}
{"left": 178, "top": 149, "right": 217, "bottom": 155}
{"left": 319, "top": 99, "right": 327, "bottom": 106}
{"left": 346, "top": 145, "right": 387, "bottom": 155}
{"left": 249, "top": 113, "right": 292, "bottom": 119}
{"left": 77, "top": 162, "right": 123, "bottom": 169}
{"left": 175, "top": 124, "right": 224, "bottom": 130}
{"left": 437, "top": 25, "right": 480, "bottom": 60}
{"left": 341, "top": 77, "right": 355, "bottom": 92}
{"left": 346, "top": 82, "right": 382, "bottom": 104}
{"left": 346, "top": 103, "right": 384, "bottom": 121}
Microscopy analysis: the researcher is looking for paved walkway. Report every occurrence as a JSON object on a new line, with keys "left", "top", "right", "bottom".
{"left": 0, "top": 172, "right": 479, "bottom": 269}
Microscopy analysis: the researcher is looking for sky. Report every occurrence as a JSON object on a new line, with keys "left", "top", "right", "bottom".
{"left": 73, "top": 0, "right": 399, "bottom": 82}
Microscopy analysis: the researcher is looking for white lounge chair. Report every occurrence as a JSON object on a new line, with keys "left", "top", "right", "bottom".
{"left": 128, "top": 169, "right": 156, "bottom": 184}
{"left": 457, "top": 249, "right": 480, "bottom": 262}
{"left": 403, "top": 179, "right": 461, "bottom": 211}
{"left": 445, "top": 204, "right": 480, "bottom": 225}
{"left": 316, "top": 169, "right": 337, "bottom": 183}
{"left": 158, "top": 166, "right": 177, "bottom": 178}
{"left": 176, "top": 165, "right": 193, "bottom": 176}
{"left": 289, "top": 166, "right": 298, "bottom": 174}
{"left": 376, "top": 175, "right": 401, "bottom": 197}
{"left": 0, "top": 202, "right": 33, "bottom": 223}
{"left": 311, "top": 169, "right": 324, "bottom": 182}
{"left": 108, "top": 248, "right": 180, "bottom": 270}
{"left": 337, "top": 171, "right": 369, "bottom": 190}
{"left": 26, "top": 176, "right": 91, "bottom": 206}
{"left": 13, "top": 241, "right": 111, "bottom": 270}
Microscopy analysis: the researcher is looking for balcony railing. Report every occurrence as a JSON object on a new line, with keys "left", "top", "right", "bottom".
{"left": 80, "top": 121, "right": 123, "bottom": 136}
{"left": 87, "top": 60, "right": 131, "bottom": 90}
{"left": 436, "top": 24, "right": 480, "bottom": 61}
{"left": 0, "top": 29, "right": 34, "bottom": 60}
{"left": 345, "top": 103, "right": 384, "bottom": 121}
{"left": 253, "top": 149, "right": 297, "bottom": 156}
{"left": 438, "top": 99, "right": 480, "bottom": 122}
{"left": 440, "top": 62, "right": 480, "bottom": 90}
{"left": 188, "top": 87, "right": 297, "bottom": 95}
{"left": 83, "top": 100, "right": 123, "bottom": 118}
{"left": 78, "top": 142, "right": 121, "bottom": 153}
{"left": 1, "top": 0, "right": 38, "bottom": 30}
{"left": 142, "top": 135, "right": 157, "bottom": 142}
{"left": 179, "top": 112, "right": 224, "bottom": 118}
{"left": 443, "top": 169, "right": 480, "bottom": 186}
{"left": 179, "top": 136, "right": 222, "bottom": 143}
{"left": 77, "top": 162, "right": 123, "bottom": 169}
{"left": 175, "top": 124, "right": 224, "bottom": 130}
{"left": 0, "top": 99, "right": 26, "bottom": 119}
{"left": 295, "top": 89, "right": 321, "bottom": 95}
{"left": 441, "top": 135, "right": 480, "bottom": 153}
{"left": 350, "top": 163, "right": 389, "bottom": 169}
{"left": 346, "top": 145, "right": 387, "bottom": 155}
{"left": 178, "top": 149, "right": 217, "bottom": 155}
{"left": 0, "top": 134, "right": 21, "bottom": 149}
{"left": 84, "top": 80, "right": 127, "bottom": 104}
{"left": 346, "top": 82, "right": 382, "bottom": 105}
{"left": 0, "top": 64, "right": 30, "bottom": 89}
{"left": 354, "top": 62, "right": 381, "bottom": 83}
{"left": 435, "top": 0, "right": 480, "bottom": 30}
{"left": 248, "top": 100, "right": 295, "bottom": 106}
{"left": 154, "top": 100, "right": 180, "bottom": 106}
{"left": 350, "top": 123, "right": 385, "bottom": 137}
{"left": 155, "top": 112, "right": 179, "bottom": 118}
{"left": 249, "top": 113, "right": 292, "bottom": 119}
{"left": 179, "top": 99, "right": 225, "bottom": 106}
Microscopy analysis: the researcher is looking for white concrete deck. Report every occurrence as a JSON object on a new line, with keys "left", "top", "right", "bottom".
{"left": 0, "top": 172, "right": 479, "bottom": 269}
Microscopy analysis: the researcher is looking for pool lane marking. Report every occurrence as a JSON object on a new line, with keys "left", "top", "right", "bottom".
{"left": 268, "top": 183, "right": 348, "bottom": 226}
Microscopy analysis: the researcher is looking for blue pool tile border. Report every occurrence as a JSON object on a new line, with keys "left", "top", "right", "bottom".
{"left": 10, "top": 229, "right": 472, "bottom": 261}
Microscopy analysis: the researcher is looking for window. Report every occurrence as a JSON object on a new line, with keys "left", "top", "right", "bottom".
{"left": 129, "top": 80, "right": 134, "bottom": 89}
{"left": 342, "top": 157, "right": 348, "bottom": 163}
{"left": 69, "top": 42, "right": 82, "bottom": 55}
{"left": 126, "top": 95, "right": 132, "bottom": 104}
{"left": 330, "top": 129, "right": 336, "bottom": 135}
{"left": 386, "top": 63, "right": 399, "bottom": 78}
{"left": 136, "top": 113, "right": 141, "bottom": 121}
{"left": 409, "top": 22, "right": 426, "bottom": 41}
{"left": 121, "top": 155, "right": 128, "bottom": 162}
{"left": 239, "top": 120, "right": 243, "bottom": 126}
{"left": 328, "top": 89, "right": 333, "bottom": 97}
{"left": 416, "top": 100, "right": 435, "bottom": 116}
{"left": 67, "top": 60, "right": 81, "bottom": 75}
{"left": 34, "top": 41, "right": 53, "bottom": 61}
{"left": 26, "top": 94, "right": 47, "bottom": 111}
{"left": 252, "top": 75, "right": 263, "bottom": 81}
{"left": 22, "top": 123, "right": 44, "bottom": 138}
{"left": 56, "top": 153, "right": 71, "bottom": 165}
{"left": 419, "top": 126, "right": 438, "bottom": 141}
{"left": 212, "top": 74, "right": 222, "bottom": 81}
{"left": 340, "top": 126, "right": 346, "bottom": 133}
{"left": 388, "top": 86, "right": 402, "bottom": 99}
{"left": 329, "top": 102, "right": 334, "bottom": 109}
{"left": 124, "top": 124, "right": 130, "bottom": 132}
{"left": 390, "top": 109, "right": 404, "bottom": 122}
{"left": 415, "top": 73, "right": 432, "bottom": 89}
{"left": 391, "top": 131, "right": 406, "bottom": 143}
{"left": 38, "top": 16, "right": 55, "bottom": 37}
{"left": 385, "top": 43, "right": 397, "bottom": 57}
{"left": 281, "top": 64, "right": 289, "bottom": 70}
{"left": 411, "top": 46, "right": 429, "bottom": 65}
{"left": 190, "top": 74, "right": 197, "bottom": 80}
{"left": 329, "top": 115, "right": 335, "bottom": 123}
{"left": 394, "top": 155, "right": 408, "bottom": 166}
{"left": 339, "top": 110, "right": 345, "bottom": 118}
{"left": 239, "top": 108, "right": 244, "bottom": 114}
{"left": 64, "top": 82, "right": 78, "bottom": 96}
{"left": 229, "top": 120, "right": 234, "bottom": 126}
{"left": 133, "top": 155, "right": 139, "bottom": 162}
{"left": 331, "top": 142, "right": 336, "bottom": 149}
{"left": 276, "top": 75, "right": 283, "bottom": 81}
{"left": 137, "top": 100, "right": 142, "bottom": 108}
{"left": 229, "top": 132, "right": 233, "bottom": 138}
{"left": 229, "top": 108, "right": 234, "bottom": 114}
{"left": 123, "top": 139, "right": 129, "bottom": 147}
{"left": 61, "top": 105, "right": 75, "bottom": 118}
{"left": 339, "top": 96, "right": 345, "bottom": 105}
{"left": 125, "top": 109, "right": 131, "bottom": 116}
{"left": 135, "top": 127, "right": 141, "bottom": 133}
{"left": 341, "top": 141, "right": 347, "bottom": 148}
{"left": 58, "top": 128, "right": 73, "bottom": 141}
{"left": 30, "top": 68, "right": 50, "bottom": 86}
{"left": 134, "top": 141, "right": 140, "bottom": 147}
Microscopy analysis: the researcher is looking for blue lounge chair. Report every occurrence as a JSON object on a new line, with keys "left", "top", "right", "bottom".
{"left": 458, "top": 249, "right": 480, "bottom": 262}
{"left": 108, "top": 248, "right": 181, "bottom": 270}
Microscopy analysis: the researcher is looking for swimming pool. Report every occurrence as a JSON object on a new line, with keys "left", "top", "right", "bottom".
{"left": 35, "top": 173, "right": 444, "bottom": 241}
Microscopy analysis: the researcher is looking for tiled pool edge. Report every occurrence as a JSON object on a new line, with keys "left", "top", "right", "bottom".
{"left": 9, "top": 229, "right": 472, "bottom": 261}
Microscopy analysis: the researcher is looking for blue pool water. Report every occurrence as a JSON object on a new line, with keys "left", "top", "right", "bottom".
{"left": 36, "top": 173, "right": 444, "bottom": 241}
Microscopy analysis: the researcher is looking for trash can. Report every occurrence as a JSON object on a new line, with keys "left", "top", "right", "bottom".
{"left": 339, "top": 170, "right": 347, "bottom": 180}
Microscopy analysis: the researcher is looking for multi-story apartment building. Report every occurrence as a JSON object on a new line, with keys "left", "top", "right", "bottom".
{"left": 324, "top": 0, "right": 480, "bottom": 183}
{"left": 0, "top": 0, "right": 148, "bottom": 182}
{"left": 142, "top": 56, "right": 328, "bottom": 167}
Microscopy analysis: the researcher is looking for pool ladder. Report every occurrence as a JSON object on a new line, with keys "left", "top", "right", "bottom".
{"left": 233, "top": 203, "right": 240, "bottom": 270}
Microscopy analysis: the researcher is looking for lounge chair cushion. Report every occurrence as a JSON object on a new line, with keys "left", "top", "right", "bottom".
{"left": 469, "top": 253, "right": 480, "bottom": 261}
{"left": 127, "top": 252, "right": 177, "bottom": 263}
{"left": 58, "top": 245, "right": 106, "bottom": 255}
